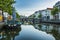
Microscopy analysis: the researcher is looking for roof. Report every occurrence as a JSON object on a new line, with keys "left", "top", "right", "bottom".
{"left": 55, "top": 1, "right": 60, "bottom": 5}
{"left": 47, "top": 8, "right": 53, "bottom": 10}
{"left": 54, "top": 1, "right": 60, "bottom": 7}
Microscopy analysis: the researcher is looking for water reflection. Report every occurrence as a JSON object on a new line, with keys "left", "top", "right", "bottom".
{"left": 34, "top": 24, "right": 60, "bottom": 40}
{"left": 0, "top": 24, "right": 56, "bottom": 40}
{"left": 15, "top": 25, "right": 55, "bottom": 40}
{"left": 0, "top": 26, "right": 21, "bottom": 40}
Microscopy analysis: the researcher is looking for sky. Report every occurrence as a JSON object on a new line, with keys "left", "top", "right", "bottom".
{"left": 14, "top": 0, "right": 60, "bottom": 17}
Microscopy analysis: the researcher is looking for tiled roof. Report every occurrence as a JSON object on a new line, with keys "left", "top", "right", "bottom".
{"left": 47, "top": 8, "right": 53, "bottom": 10}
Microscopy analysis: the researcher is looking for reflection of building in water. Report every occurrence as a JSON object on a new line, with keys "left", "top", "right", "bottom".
{"left": 0, "top": 26, "right": 21, "bottom": 40}
{"left": 40, "top": 24, "right": 53, "bottom": 33}
{"left": 51, "top": 25, "right": 60, "bottom": 40}
{"left": 52, "top": 25, "right": 60, "bottom": 34}
{"left": 34, "top": 24, "right": 60, "bottom": 40}
{"left": 34, "top": 24, "right": 41, "bottom": 30}
{"left": 42, "top": 24, "right": 60, "bottom": 39}
{"left": 34, "top": 24, "right": 60, "bottom": 34}
{"left": 58, "top": 27, "right": 60, "bottom": 34}
{"left": 34, "top": 24, "right": 53, "bottom": 33}
{"left": 41, "top": 24, "right": 60, "bottom": 34}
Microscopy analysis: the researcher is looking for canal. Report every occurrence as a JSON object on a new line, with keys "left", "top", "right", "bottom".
{"left": 0, "top": 24, "right": 60, "bottom": 40}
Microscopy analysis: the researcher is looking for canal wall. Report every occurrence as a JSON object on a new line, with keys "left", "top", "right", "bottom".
{"left": 41, "top": 21, "right": 60, "bottom": 24}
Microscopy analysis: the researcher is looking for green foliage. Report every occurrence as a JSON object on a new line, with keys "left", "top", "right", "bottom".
{"left": 30, "top": 15, "right": 35, "bottom": 18}
{"left": 51, "top": 7, "right": 59, "bottom": 15}
{"left": 0, "top": 0, "right": 15, "bottom": 15}
{"left": 38, "top": 13, "right": 42, "bottom": 18}
{"left": 16, "top": 13, "right": 20, "bottom": 18}
{"left": 33, "top": 15, "right": 35, "bottom": 18}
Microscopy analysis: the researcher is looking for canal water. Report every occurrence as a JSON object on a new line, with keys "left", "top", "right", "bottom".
{"left": 0, "top": 24, "right": 60, "bottom": 40}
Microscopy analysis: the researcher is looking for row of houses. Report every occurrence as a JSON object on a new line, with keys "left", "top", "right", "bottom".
{"left": 29, "top": 1, "right": 60, "bottom": 21}
{"left": 34, "top": 8, "right": 53, "bottom": 21}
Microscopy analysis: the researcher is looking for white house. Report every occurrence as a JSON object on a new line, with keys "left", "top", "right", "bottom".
{"left": 54, "top": 1, "right": 60, "bottom": 9}
{"left": 31, "top": 8, "right": 53, "bottom": 21}
{"left": 41, "top": 8, "right": 53, "bottom": 21}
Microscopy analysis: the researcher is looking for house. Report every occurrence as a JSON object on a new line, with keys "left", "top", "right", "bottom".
{"left": 41, "top": 8, "right": 53, "bottom": 21}
{"left": 30, "top": 8, "right": 53, "bottom": 21}
{"left": 54, "top": 1, "right": 60, "bottom": 9}
{"left": 34, "top": 10, "right": 41, "bottom": 19}
{"left": 54, "top": 1, "right": 60, "bottom": 20}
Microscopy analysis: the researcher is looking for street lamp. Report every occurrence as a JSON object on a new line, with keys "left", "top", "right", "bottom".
{"left": 12, "top": 7, "right": 16, "bottom": 21}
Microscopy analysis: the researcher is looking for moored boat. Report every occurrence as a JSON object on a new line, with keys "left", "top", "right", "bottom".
{"left": 4, "top": 20, "right": 21, "bottom": 29}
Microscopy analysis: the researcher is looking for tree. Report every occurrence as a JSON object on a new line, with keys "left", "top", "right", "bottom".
{"left": 0, "top": 0, "right": 16, "bottom": 15}
{"left": 51, "top": 7, "right": 59, "bottom": 15}
{"left": 0, "top": 0, "right": 16, "bottom": 22}
{"left": 38, "top": 13, "right": 42, "bottom": 18}
{"left": 51, "top": 7, "right": 59, "bottom": 20}
{"left": 33, "top": 15, "right": 35, "bottom": 18}
{"left": 16, "top": 13, "right": 20, "bottom": 18}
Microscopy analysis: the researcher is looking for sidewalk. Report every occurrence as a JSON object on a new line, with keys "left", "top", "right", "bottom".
{"left": 41, "top": 20, "right": 60, "bottom": 24}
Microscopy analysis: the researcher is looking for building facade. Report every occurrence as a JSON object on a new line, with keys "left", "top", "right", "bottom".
{"left": 29, "top": 1, "right": 60, "bottom": 21}
{"left": 54, "top": 1, "right": 60, "bottom": 9}
{"left": 30, "top": 8, "right": 53, "bottom": 21}
{"left": 41, "top": 8, "right": 53, "bottom": 21}
{"left": 54, "top": 1, "right": 60, "bottom": 20}
{"left": 34, "top": 10, "right": 41, "bottom": 19}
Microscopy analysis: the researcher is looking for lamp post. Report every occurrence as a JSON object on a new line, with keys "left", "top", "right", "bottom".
{"left": 12, "top": 7, "right": 16, "bottom": 24}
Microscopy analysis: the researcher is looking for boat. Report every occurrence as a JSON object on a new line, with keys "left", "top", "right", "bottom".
{"left": 4, "top": 20, "right": 21, "bottom": 29}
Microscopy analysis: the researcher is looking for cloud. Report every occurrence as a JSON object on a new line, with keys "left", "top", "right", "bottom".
{"left": 16, "top": 9, "right": 35, "bottom": 16}
{"left": 15, "top": 0, "right": 60, "bottom": 16}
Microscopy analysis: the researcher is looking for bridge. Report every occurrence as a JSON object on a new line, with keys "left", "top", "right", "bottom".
{"left": 20, "top": 17, "right": 41, "bottom": 24}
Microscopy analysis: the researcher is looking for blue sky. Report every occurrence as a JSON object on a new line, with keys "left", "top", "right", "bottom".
{"left": 14, "top": 0, "right": 60, "bottom": 16}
